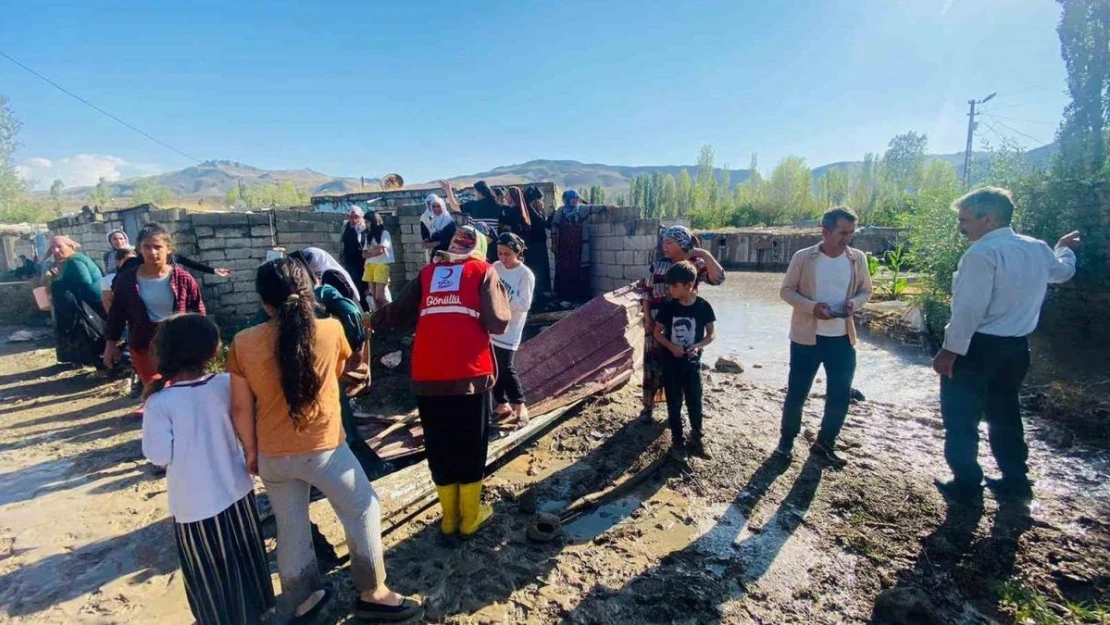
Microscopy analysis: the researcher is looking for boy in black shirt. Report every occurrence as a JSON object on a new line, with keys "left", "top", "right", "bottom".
{"left": 653, "top": 261, "right": 717, "bottom": 459}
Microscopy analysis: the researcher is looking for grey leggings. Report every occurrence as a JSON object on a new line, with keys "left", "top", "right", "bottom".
{"left": 259, "top": 445, "right": 386, "bottom": 613}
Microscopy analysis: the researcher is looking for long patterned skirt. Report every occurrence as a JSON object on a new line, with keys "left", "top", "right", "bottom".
{"left": 173, "top": 492, "right": 275, "bottom": 625}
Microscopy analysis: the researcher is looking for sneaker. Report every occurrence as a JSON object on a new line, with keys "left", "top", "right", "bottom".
{"left": 935, "top": 478, "right": 984, "bottom": 506}
{"left": 985, "top": 477, "right": 1034, "bottom": 503}
{"left": 639, "top": 409, "right": 654, "bottom": 424}
{"left": 810, "top": 440, "right": 848, "bottom": 468}
{"left": 687, "top": 435, "right": 711, "bottom": 459}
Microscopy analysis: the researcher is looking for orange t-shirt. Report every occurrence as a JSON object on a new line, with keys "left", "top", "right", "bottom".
{"left": 227, "top": 318, "right": 353, "bottom": 456}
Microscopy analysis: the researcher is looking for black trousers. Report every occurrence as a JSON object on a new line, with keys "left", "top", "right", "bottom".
{"left": 663, "top": 358, "right": 703, "bottom": 444}
{"left": 492, "top": 345, "right": 526, "bottom": 405}
{"left": 780, "top": 335, "right": 857, "bottom": 446}
{"left": 417, "top": 392, "right": 491, "bottom": 485}
{"left": 941, "top": 333, "right": 1031, "bottom": 487}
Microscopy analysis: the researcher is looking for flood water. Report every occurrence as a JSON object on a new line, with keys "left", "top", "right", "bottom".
{"left": 699, "top": 271, "right": 939, "bottom": 406}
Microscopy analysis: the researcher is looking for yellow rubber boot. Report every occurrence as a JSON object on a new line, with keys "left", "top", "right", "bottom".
{"left": 458, "top": 482, "right": 493, "bottom": 538}
{"left": 435, "top": 484, "right": 460, "bottom": 535}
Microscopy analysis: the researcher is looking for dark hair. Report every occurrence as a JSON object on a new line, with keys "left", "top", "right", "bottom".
{"left": 821, "top": 206, "right": 858, "bottom": 230}
{"left": 665, "top": 260, "right": 698, "bottom": 285}
{"left": 113, "top": 247, "right": 135, "bottom": 263}
{"left": 143, "top": 313, "right": 220, "bottom": 400}
{"left": 287, "top": 249, "right": 313, "bottom": 273}
{"left": 523, "top": 186, "right": 543, "bottom": 204}
{"left": 953, "top": 186, "right": 1015, "bottom": 225}
{"left": 364, "top": 210, "right": 386, "bottom": 244}
{"left": 136, "top": 222, "right": 173, "bottom": 248}
{"left": 256, "top": 258, "right": 322, "bottom": 429}
{"left": 474, "top": 180, "right": 495, "bottom": 202}
{"left": 493, "top": 187, "right": 505, "bottom": 201}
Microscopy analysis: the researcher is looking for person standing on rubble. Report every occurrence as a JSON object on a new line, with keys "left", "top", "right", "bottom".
{"left": 369, "top": 226, "right": 511, "bottom": 540}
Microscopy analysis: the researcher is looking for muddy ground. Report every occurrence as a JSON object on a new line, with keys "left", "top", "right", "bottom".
{"left": 0, "top": 326, "right": 1107, "bottom": 625}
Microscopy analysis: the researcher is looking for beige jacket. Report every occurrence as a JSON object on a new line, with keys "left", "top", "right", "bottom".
{"left": 780, "top": 244, "right": 873, "bottom": 346}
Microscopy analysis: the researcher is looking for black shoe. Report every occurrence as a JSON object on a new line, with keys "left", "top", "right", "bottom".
{"left": 687, "top": 435, "right": 711, "bottom": 459}
{"left": 639, "top": 409, "right": 654, "bottom": 424}
{"left": 810, "top": 440, "right": 847, "bottom": 468}
{"left": 354, "top": 596, "right": 425, "bottom": 622}
{"left": 934, "top": 479, "right": 984, "bottom": 506}
{"left": 985, "top": 477, "right": 1034, "bottom": 503}
{"left": 772, "top": 439, "right": 794, "bottom": 459}
{"left": 669, "top": 439, "right": 688, "bottom": 461}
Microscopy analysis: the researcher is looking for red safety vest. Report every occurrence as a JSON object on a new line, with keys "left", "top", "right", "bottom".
{"left": 411, "top": 259, "right": 495, "bottom": 382}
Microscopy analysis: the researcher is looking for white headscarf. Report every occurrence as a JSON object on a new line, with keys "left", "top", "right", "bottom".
{"left": 301, "top": 247, "right": 359, "bottom": 297}
{"left": 421, "top": 194, "right": 453, "bottom": 238}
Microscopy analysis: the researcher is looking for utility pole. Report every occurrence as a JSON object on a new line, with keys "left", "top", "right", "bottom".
{"left": 963, "top": 92, "right": 997, "bottom": 187}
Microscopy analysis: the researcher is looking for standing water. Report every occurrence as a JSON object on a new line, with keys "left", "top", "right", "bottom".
{"left": 699, "top": 271, "right": 939, "bottom": 405}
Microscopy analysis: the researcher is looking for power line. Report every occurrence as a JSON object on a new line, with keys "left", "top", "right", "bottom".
{"left": 980, "top": 97, "right": 1063, "bottom": 113}
{"left": 0, "top": 48, "right": 201, "bottom": 163}
{"left": 983, "top": 113, "right": 1059, "bottom": 126}
{"left": 982, "top": 115, "right": 1048, "bottom": 145}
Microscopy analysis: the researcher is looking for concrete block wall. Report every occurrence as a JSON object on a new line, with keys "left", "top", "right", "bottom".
{"left": 696, "top": 226, "right": 902, "bottom": 269}
{"left": 586, "top": 207, "right": 661, "bottom": 295}
{"left": 311, "top": 182, "right": 558, "bottom": 219}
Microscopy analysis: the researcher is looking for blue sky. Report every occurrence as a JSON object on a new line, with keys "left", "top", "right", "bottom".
{"left": 2, "top": 0, "right": 1070, "bottom": 188}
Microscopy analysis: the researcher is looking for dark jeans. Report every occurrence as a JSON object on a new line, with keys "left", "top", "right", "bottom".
{"left": 940, "top": 333, "right": 1031, "bottom": 487}
{"left": 780, "top": 336, "right": 857, "bottom": 446}
{"left": 492, "top": 345, "right": 526, "bottom": 405}
{"left": 416, "top": 392, "right": 491, "bottom": 485}
{"left": 663, "top": 358, "right": 703, "bottom": 444}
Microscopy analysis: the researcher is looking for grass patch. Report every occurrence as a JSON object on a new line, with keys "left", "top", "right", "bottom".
{"left": 998, "top": 581, "right": 1110, "bottom": 625}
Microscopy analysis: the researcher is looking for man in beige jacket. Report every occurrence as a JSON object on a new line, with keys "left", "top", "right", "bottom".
{"left": 775, "top": 207, "right": 873, "bottom": 467}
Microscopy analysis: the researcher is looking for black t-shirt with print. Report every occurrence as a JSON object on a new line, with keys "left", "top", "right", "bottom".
{"left": 655, "top": 296, "right": 716, "bottom": 363}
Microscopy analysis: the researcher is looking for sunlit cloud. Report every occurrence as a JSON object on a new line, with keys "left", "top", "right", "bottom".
{"left": 15, "top": 154, "right": 163, "bottom": 189}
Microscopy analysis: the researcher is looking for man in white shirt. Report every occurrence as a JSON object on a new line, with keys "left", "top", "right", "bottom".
{"left": 933, "top": 186, "right": 1080, "bottom": 505}
{"left": 777, "top": 207, "right": 874, "bottom": 467}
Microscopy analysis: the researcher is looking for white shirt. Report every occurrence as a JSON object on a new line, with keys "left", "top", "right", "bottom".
{"left": 814, "top": 251, "right": 852, "bottom": 337}
{"left": 364, "top": 230, "right": 395, "bottom": 265}
{"left": 943, "top": 227, "right": 1076, "bottom": 355}
{"left": 137, "top": 272, "right": 175, "bottom": 322}
{"left": 491, "top": 261, "right": 536, "bottom": 350}
{"left": 99, "top": 273, "right": 117, "bottom": 292}
{"left": 142, "top": 374, "right": 254, "bottom": 523}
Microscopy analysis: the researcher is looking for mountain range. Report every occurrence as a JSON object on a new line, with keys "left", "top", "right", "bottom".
{"left": 45, "top": 144, "right": 1058, "bottom": 206}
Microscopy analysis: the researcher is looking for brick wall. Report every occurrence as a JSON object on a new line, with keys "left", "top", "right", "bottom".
{"left": 586, "top": 207, "right": 661, "bottom": 295}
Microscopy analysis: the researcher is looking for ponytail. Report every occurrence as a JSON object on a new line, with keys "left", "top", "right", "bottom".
{"left": 256, "top": 258, "right": 322, "bottom": 428}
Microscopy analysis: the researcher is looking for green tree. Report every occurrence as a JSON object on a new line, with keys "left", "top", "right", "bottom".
{"left": 1055, "top": 0, "right": 1110, "bottom": 175}
{"left": 131, "top": 178, "right": 174, "bottom": 205}
{"left": 848, "top": 153, "right": 880, "bottom": 223}
{"left": 90, "top": 177, "right": 113, "bottom": 207}
{"left": 49, "top": 179, "right": 64, "bottom": 210}
{"left": 816, "top": 167, "right": 849, "bottom": 208}
{"left": 881, "top": 131, "right": 928, "bottom": 195}
{"left": 766, "top": 156, "right": 814, "bottom": 225}
{"left": 0, "top": 95, "right": 29, "bottom": 221}
{"left": 676, "top": 169, "right": 694, "bottom": 216}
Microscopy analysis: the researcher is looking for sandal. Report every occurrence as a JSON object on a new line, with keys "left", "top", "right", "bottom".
{"left": 354, "top": 596, "right": 424, "bottom": 622}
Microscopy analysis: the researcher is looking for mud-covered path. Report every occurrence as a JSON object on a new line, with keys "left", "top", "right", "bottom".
{"left": 0, "top": 326, "right": 1107, "bottom": 624}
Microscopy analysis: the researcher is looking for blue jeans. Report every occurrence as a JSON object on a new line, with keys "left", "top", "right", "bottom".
{"left": 940, "top": 333, "right": 1030, "bottom": 487}
{"left": 780, "top": 336, "right": 857, "bottom": 446}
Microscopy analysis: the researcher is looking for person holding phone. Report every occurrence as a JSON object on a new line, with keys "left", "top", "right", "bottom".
{"left": 775, "top": 207, "right": 873, "bottom": 467}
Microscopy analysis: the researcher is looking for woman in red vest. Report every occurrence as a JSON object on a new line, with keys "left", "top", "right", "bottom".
{"left": 370, "top": 226, "right": 510, "bottom": 538}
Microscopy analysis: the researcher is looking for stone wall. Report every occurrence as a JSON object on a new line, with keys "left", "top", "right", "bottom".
{"left": 586, "top": 207, "right": 661, "bottom": 295}
{"left": 696, "top": 226, "right": 902, "bottom": 269}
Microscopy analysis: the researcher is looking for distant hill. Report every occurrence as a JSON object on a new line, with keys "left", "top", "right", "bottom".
{"left": 44, "top": 145, "right": 1058, "bottom": 207}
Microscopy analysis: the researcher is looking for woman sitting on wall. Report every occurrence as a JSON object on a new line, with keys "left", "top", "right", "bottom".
{"left": 370, "top": 226, "right": 510, "bottom": 540}
{"left": 104, "top": 224, "right": 206, "bottom": 390}
{"left": 46, "top": 235, "right": 108, "bottom": 367}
